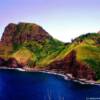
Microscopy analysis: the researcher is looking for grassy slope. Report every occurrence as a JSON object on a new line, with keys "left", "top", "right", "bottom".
{"left": 12, "top": 38, "right": 65, "bottom": 67}
{"left": 46, "top": 33, "right": 100, "bottom": 79}
{"left": 70, "top": 33, "right": 100, "bottom": 79}
{"left": 12, "top": 47, "right": 36, "bottom": 65}
{"left": 75, "top": 43, "right": 100, "bottom": 79}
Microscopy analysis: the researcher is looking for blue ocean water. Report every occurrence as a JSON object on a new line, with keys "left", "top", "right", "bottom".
{"left": 0, "top": 69, "right": 100, "bottom": 100}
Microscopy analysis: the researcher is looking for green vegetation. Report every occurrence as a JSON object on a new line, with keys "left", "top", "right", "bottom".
{"left": 75, "top": 44, "right": 100, "bottom": 79}
{"left": 12, "top": 47, "right": 36, "bottom": 64}
{"left": 73, "top": 33, "right": 100, "bottom": 79}
{"left": 23, "top": 38, "right": 65, "bottom": 66}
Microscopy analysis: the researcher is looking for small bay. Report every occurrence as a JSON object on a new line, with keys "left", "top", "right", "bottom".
{"left": 0, "top": 69, "right": 100, "bottom": 100}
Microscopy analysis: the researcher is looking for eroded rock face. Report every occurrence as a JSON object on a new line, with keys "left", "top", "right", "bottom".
{"left": 0, "top": 57, "right": 24, "bottom": 68}
{"left": 47, "top": 50, "right": 77, "bottom": 73}
{"left": 6, "top": 58, "right": 19, "bottom": 68}
{"left": 0, "top": 57, "right": 5, "bottom": 66}
{"left": 72, "top": 62, "right": 96, "bottom": 80}
{"left": 47, "top": 50, "right": 96, "bottom": 80}
{"left": 1, "top": 23, "right": 51, "bottom": 46}
{"left": 1, "top": 23, "right": 16, "bottom": 46}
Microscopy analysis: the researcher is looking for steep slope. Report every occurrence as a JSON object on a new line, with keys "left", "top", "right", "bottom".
{"left": 74, "top": 33, "right": 100, "bottom": 79}
{"left": 12, "top": 47, "right": 36, "bottom": 65}
{"left": 55, "top": 33, "right": 100, "bottom": 79}
{"left": 47, "top": 50, "right": 96, "bottom": 80}
{"left": 47, "top": 33, "right": 100, "bottom": 79}
{"left": 1, "top": 23, "right": 51, "bottom": 46}
{"left": 0, "top": 22, "right": 65, "bottom": 66}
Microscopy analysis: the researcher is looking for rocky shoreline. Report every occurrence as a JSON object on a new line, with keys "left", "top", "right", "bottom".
{"left": 0, "top": 67, "right": 99, "bottom": 86}
{"left": 0, "top": 51, "right": 97, "bottom": 85}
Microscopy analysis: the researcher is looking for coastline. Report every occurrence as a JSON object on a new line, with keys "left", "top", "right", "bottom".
{"left": 0, "top": 67, "right": 99, "bottom": 86}
{"left": 38, "top": 70, "right": 99, "bottom": 85}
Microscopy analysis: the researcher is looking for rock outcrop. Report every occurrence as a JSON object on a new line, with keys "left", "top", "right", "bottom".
{"left": 47, "top": 50, "right": 96, "bottom": 80}
{"left": 1, "top": 23, "right": 51, "bottom": 46}
{"left": 0, "top": 57, "right": 23, "bottom": 68}
{"left": 0, "top": 57, "right": 5, "bottom": 66}
{"left": 1, "top": 23, "right": 16, "bottom": 46}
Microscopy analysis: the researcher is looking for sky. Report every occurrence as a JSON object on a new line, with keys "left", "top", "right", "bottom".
{"left": 0, "top": 0, "right": 100, "bottom": 42}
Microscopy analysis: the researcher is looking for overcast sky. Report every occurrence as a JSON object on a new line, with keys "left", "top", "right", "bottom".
{"left": 0, "top": 0, "right": 100, "bottom": 42}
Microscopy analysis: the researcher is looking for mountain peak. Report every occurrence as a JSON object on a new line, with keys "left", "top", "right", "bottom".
{"left": 1, "top": 22, "right": 51, "bottom": 46}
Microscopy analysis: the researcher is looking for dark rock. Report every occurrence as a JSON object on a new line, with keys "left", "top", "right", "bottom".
{"left": 0, "top": 57, "right": 5, "bottom": 66}
{"left": 5, "top": 58, "right": 24, "bottom": 68}
{"left": 1, "top": 23, "right": 16, "bottom": 46}
{"left": 47, "top": 50, "right": 96, "bottom": 80}
{"left": 1, "top": 23, "right": 51, "bottom": 46}
{"left": 5, "top": 58, "right": 19, "bottom": 68}
{"left": 0, "top": 57, "right": 24, "bottom": 68}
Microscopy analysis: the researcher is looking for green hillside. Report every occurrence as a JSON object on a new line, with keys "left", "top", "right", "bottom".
{"left": 56, "top": 33, "right": 100, "bottom": 79}
{"left": 12, "top": 38, "right": 65, "bottom": 67}
{"left": 74, "top": 33, "right": 100, "bottom": 79}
